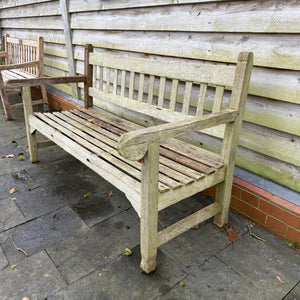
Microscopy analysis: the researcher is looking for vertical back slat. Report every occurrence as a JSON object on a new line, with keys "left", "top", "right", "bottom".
{"left": 138, "top": 73, "right": 145, "bottom": 102}
{"left": 196, "top": 83, "right": 207, "bottom": 116}
{"left": 121, "top": 70, "right": 126, "bottom": 97}
{"left": 99, "top": 66, "right": 104, "bottom": 91}
{"left": 113, "top": 68, "right": 118, "bottom": 95}
{"left": 182, "top": 81, "right": 192, "bottom": 115}
{"left": 158, "top": 77, "right": 166, "bottom": 108}
{"left": 212, "top": 85, "right": 225, "bottom": 113}
{"left": 169, "top": 79, "right": 179, "bottom": 112}
{"left": 106, "top": 67, "right": 111, "bottom": 92}
{"left": 148, "top": 75, "right": 155, "bottom": 104}
{"left": 129, "top": 71, "right": 135, "bottom": 99}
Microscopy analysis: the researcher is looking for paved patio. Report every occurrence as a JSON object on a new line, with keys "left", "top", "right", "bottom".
{"left": 0, "top": 94, "right": 299, "bottom": 300}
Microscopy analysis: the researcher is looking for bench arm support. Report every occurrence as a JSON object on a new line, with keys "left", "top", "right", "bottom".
{"left": 0, "top": 60, "right": 40, "bottom": 71}
{"left": 5, "top": 75, "right": 87, "bottom": 89}
{"left": 118, "top": 109, "right": 238, "bottom": 161}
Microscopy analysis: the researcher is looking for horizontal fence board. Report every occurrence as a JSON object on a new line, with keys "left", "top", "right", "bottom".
{"left": 72, "top": 30, "right": 300, "bottom": 71}
{"left": 1, "top": 16, "right": 64, "bottom": 30}
{"left": 68, "top": 0, "right": 233, "bottom": 12}
{"left": 0, "top": 0, "right": 53, "bottom": 9}
{"left": 0, "top": 1, "right": 60, "bottom": 18}
{"left": 70, "top": 2, "right": 300, "bottom": 33}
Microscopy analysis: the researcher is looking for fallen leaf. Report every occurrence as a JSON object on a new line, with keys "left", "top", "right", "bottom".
{"left": 22, "top": 298, "right": 30, "bottom": 300}
{"left": 108, "top": 190, "right": 113, "bottom": 197}
{"left": 5, "top": 154, "right": 15, "bottom": 158}
{"left": 10, "top": 188, "right": 17, "bottom": 194}
{"left": 192, "top": 224, "right": 200, "bottom": 230}
{"left": 160, "top": 212, "right": 166, "bottom": 217}
{"left": 225, "top": 224, "right": 241, "bottom": 242}
{"left": 11, "top": 198, "right": 16, "bottom": 201}
{"left": 11, "top": 265, "right": 16, "bottom": 269}
{"left": 276, "top": 276, "right": 284, "bottom": 284}
{"left": 180, "top": 280, "right": 185, "bottom": 287}
{"left": 83, "top": 192, "right": 93, "bottom": 199}
{"left": 124, "top": 248, "right": 132, "bottom": 256}
{"left": 18, "top": 156, "right": 25, "bottom": 161}
{"left": 102, "top": 268, "right": 108, "bottom": 272}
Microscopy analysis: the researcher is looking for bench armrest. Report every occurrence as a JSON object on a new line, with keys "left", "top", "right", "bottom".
{"left": 0, "top": 60, "right": 40, "bottom": 71}
{"left": 5, "top": 75, "right": 87, "bottom": 89}
{"left": 0, "top": 51, "right": 7, "bottom": 58}
{"left": 118, "top": 109, "right": 238, "bottom": 161}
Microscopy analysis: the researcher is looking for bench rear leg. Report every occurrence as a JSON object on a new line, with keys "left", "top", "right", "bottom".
{"left": 40, "top": 84, "right": 49, "bottom": 111}
{"left": 22, "top": 87, "right": 38, "bottom": 162}
{"left": 140, "top": 143, "right": 159, "bottom": 274}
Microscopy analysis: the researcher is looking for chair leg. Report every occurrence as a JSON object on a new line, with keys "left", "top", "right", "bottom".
{"left": 40, "top": 84, "right": 49, "bottom": 111}
{"left": 22, "top": 87, "right": 38, "bottom": 162}
{"left": 140, "top": 143, "right": 159, "bottom": 274}
{"left": 0, "top": 73, "right": 13, "bottom": 120}
{"left": 213, "top": 179, "right": 233, "bottom": 228}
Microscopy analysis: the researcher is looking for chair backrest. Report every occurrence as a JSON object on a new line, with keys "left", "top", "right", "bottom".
{"left": 86, "top": 49, "right": 252, "bottom": 129}
{"left": 5, "top": 34, "right": 44, "bottom": 76}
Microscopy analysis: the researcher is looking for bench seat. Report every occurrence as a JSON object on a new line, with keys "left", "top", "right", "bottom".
{"left": 30, "top": 107, "right": 225, "bottom": 215}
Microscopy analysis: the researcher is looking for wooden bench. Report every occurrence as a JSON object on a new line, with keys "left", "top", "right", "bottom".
{"left": 0, "top": 34, "right": 48, "bottom": 120}
{"left": 6, "top": 45, "right": 253, "bottom": 273}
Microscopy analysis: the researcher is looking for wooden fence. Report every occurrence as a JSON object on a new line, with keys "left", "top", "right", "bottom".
{"left": 0, "top": 0, "right": 299, "bottom": 192}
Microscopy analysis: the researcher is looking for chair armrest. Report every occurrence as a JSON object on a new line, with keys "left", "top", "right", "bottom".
{"left": 0, "top": 60, "right": 40, "bottom": 71}
{"left": 5, "top": 75, "right": 87, "bottom": 89}
{"left": 118, "top": 109, "right": 238, "bottom": 161}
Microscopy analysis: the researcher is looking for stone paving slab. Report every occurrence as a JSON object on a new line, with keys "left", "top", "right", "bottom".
{"left": 14, "top": 169, "right": 98, "bottom": 220}
{"left": 48, "top": 245, "right": 186, "bottom": 300}
{"left": 0, "top": 197, "right": 26, "bottom": 232}
{"left": 158, "top": 195, "right": 249, "bottom": 268}
{"left": 0, "top": 250, "right": 66, "bottom": 300}
{"left": 0, "top": 169, "right": 37, "bottom": 200}
{"left": 0, "top": 206, "right": 88, "bottom": 266}
{"left": 46, "top": 210, "right": 140, "bottom": 283}
{"left": 159, "top": 255, "right": 267, "bottom": 300}
{"left": 217, "top": 225, "right": 300, "bottom": 300}
{"left": 0, "top": 245, "right": 8, "bottom": 270}
{"left": 72, "top": 185, "right": 131, "bottom": 226}
{"left": 284, "top": 282, "right": 300, "bottom": 300}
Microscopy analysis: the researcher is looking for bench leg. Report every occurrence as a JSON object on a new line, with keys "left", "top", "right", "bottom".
{"left": 140, "top": 143, "right": 159, "bottom": 274}
{"left": 0, "top": 73, "right": 13, "bottom": 120}
{"left": 213, "top": 178, "right": 233, "bottom": 228}
{"left": 22, "top": 87, "right": 38, "bottom": 162}
{"left": 40, "top": 84, "right": 49, "bottom": 111}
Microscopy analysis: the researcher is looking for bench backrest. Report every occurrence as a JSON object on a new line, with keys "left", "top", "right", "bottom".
{"left": 4, "top": 34, "right": 44, "bottom": 76}
{"left": 85, "top": 46, "right": 252, "bottom": 133}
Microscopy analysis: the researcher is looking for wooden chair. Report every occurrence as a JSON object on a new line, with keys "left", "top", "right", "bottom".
{"left": 0, "top": 34, "right": 48, "bottom": 120}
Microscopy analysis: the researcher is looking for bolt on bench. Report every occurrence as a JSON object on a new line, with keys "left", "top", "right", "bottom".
{"left": 0, "top": 34, "right": 48, "bottom": 120}
{"left": 5, "top": 44, "right": 253, "bottom": 273}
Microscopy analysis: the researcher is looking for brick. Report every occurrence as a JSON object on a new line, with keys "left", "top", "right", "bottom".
{"left": 286, "top": 227, "right": 300, "bottom": 244}
{"left": 266, "top": 216, "right": 287, "bottom": 235}
{"left": 233, "top": 177, "right": 272, "bottom": 200}
{"left": 231, "top": 185, "right": 241, "bottom": 198}
{"left": 260, "top": 200, "right": 300, "bottom": 229}
{"left": 259, "top": 223, "right": 286, "bottom": 241}
{"left": 231, "top": 197, "right": 266, "bottom": 224}
{"left": 293, "top": 206, "right": 300, "bottom": 216}
{"left": 271, "top": 195, "right": 294, "bottom": 211}
{"left": 242, "top": 190, "right": 259, "bottom": 207}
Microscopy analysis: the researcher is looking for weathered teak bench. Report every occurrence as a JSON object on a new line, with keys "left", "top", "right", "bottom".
{"left": 0, "top": 34, "right": 48, "bottom": 120}
{"left": 6, "top": 45, "right": 253, "bottom": 273}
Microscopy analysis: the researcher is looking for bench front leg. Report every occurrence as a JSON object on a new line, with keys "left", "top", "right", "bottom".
{"left": 140, "top": 142, "right": 160, "bottom": 274}
{"left": 22, "top": 86, "right": 38, "bottom": 162}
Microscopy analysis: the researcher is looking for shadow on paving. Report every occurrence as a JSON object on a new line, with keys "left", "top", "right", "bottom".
{"left": 0, "top": 95, "right": 299, "bottom": 300}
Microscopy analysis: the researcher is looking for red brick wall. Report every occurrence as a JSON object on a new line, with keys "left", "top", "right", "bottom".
{"left": 204, "top": 177, "right": 300, "bottom": 247}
